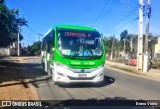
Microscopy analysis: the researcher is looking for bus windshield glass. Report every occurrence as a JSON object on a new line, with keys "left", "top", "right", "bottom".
{"left": 57, "top": 30, "right": 103, "bottom": 59}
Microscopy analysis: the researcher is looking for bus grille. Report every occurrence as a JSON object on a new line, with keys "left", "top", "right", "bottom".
{"left": 67, "top": 76, "right": 96, "bottom": 80}
{"left": 68, "top": 68, "right": 95, "bottom": 73}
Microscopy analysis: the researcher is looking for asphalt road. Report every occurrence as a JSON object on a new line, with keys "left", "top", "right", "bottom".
{"left": 23, "top": 57, "right": 160, "bottom": 107}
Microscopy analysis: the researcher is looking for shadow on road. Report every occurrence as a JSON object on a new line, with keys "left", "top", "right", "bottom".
{"left": 57, "top": 75, "right": 115, "bottom": 88}
{"left": 0, "top": 58, "right": 116, "bottom": 89}
{"left": 0, "top": 60, "right": 116, "bottom": 89}
{"left": 39, "top": 97, "right": 156, "bottom": 109}
{"left": 0, "top": 61, "right": 49, "bottom": 88}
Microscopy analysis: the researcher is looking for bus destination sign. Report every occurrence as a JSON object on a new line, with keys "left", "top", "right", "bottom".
{"left": 64, "top": 32, "right": 91, "bottom": 37}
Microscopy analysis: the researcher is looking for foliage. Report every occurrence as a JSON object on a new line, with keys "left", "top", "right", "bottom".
{"left": 27, "top": 41, "right": 42, "bottom": 56}
{"left": 120, "top": 30, "right": 128, "bottom": 42}
{"left": 103, "top": 36, "right": 112, "bottom": 53}
{"left": 0, "top": 0, "right": 27, "bottom": 47}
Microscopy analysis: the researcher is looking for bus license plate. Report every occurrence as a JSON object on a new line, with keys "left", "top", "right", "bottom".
{"left": 78, "top": 74, "right": 87, "bottom": 78}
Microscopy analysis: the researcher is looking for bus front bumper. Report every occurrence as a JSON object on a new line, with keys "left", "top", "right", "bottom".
{"left": 53, "top": 66, "right": 104, "bottom": 83}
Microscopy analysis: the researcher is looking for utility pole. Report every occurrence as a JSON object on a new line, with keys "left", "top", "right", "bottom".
{"left": 111, "top": 37, "right": 114, "bottom": 60}
{"left": 130, "top": 35, "right": 133, "bottom": 52}
{"left": 123, "top": 39, "right": 126, "bottom": 55}
{"left": 143, "top": 0, "right": 151, "bottom": 72}
{"left": 144, "top": 0, "right": 151, "bottom": 53}
{"left": 115, "top": 50, "right": 117, "bottom": 61}
{"left": 137, "top": 0, "right": 144, "bottom": 71}
{"left": 17, "top": 26, "right": 21, "bottom": 56}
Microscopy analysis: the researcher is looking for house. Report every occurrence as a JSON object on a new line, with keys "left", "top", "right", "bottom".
{"left": 0, "top": 41, "right": 22, "bottom": 56}
{"left": 155, "top": 37, "right": 160, "bottom": 60}
{"left": 155, "top": 37, "right": 160, "bottom": 53}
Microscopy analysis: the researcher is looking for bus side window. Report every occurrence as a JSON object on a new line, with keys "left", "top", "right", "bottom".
{"left": 46, "top": 43, "right": 49, "bottom": 53}
{"left": 50, "top": 30, "right": 55, "bottom": 52}
{"left": 51, "top": 30, "right": 55, "bottom": 47}
{"left": 46, "top": 43, "right": 48, "bottom": 51}
{"left": 49, "top": 30, "right": 55, "bottom": 53}
{"left": 49, "top": 31, "right": 55, "bottom": 62}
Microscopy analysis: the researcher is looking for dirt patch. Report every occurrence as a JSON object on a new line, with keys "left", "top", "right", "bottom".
{"left": 109, "top": 65, "right": 155, "bottom": 78}
{"left": 110, "top": 65, "right": 135, "bottom": 73}
{"left": 0, "top": 81, "right": 37, "bottom": 100}
{"left": 0, "top": 58, "right": 38, "bottom": 100}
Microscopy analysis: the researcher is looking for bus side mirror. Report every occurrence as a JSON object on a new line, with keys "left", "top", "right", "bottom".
{"left": 50, "top": 48, "right": 54, "bottom": 54}
{"left": 100, "top": 34, "right": 104, "bottom": 41}
{"left": 100, "top": 34, "right": 103, "bottom": 38}
{"left": 52, "top": 48, "right": 54, "bottom": 52}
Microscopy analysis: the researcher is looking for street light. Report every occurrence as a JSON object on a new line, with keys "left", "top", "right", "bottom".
{"left": 124, "top": 38, "right": 131, "bottom": 43}
{"left": 123, "top": 35, "right": 135, "bottom": 53}
{"left": 37, "top": 34, "right": 43, "bottom": 41}
{"left": 110, "top": 36, "right": 115, "bottom": 60}
{"left": 38, "top": 34, "right": 43, "bottom": 36}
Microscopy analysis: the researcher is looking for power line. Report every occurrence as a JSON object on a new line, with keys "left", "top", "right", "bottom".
{"left": 129, "top": 0, "right": 139, "bottom": 6}
{"left": 26, "top": 26, "right": 38, "bottom": 35}
{"left": 108, "top": 13, "right": 133, "bottom": 33}
{"left": 100, "top": 1, "right": 118, "bottom": 24}
{"left": 108, "top": 18, "right": 138, "bottom": 35}
{"left": 113, "top": 18, "right": 137, "bottom": 36}
{"left": 92, "top": 0, "right": 109, "bottom": 25}
{"left": 112, "top": 0, "right": 138, "bottom": 17}
{"left": 23, "top": 38, "right": 32, "bottom": 42}
{"left": 26, "top": 26, "right": 43, "bottom": 37}
{"left": 108, "top": 9, "right": 138, "bottom": 33}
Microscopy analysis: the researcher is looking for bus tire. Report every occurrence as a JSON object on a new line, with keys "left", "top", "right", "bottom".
{"left": 47, "top": 67, "right": 52, "bottom": 77}
{"left": 52, "top": 71, "right": 57, "bottom": 85}
{"left": 53, "top": 81, "right": 58, "bottom": 85}
{"left": 42, "top": 62, "right": 45, "bottom": 69}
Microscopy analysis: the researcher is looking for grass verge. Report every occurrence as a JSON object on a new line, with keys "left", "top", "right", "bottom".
{"left": 109, "top": 65, "right": 153, "bottom": 78}
{"left": 110, "top": 65, "right": 135, "bottom": 73}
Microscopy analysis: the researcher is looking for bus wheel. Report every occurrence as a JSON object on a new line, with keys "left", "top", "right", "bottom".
{"left": 52, "top": 75, "right": 58, "bottom": 85}
{"left": 53, "top": 81, "right": 58, "bottom": 85}
{"left": 42, "top": 62, "right": 45, "bottom": 69}
{"left": 48, "top": 68, "right": 52, "bottom": 77}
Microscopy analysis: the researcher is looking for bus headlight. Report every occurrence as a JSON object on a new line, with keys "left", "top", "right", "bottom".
{"left": 57, "top": 72, "right": 65, "bottom": 77}
{"left": 55, "top": 62, "right": 69, "bottom": 69}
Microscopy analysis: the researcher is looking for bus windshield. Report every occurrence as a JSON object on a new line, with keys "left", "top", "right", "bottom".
{"left": 57, "top": 30, "right": 103, "bottom": 59}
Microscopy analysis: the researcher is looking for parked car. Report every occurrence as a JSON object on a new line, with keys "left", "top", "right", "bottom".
{"left": 124, "top": 52, "right": 137, "bottom": 66}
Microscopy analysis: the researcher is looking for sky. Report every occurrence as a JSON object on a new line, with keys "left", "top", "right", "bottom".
{"left": 5, "top": 0, "right": 160, "bottom": 46}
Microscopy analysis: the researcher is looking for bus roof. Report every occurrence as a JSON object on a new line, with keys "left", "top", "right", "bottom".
{"left": 52, "top": 25, "right": 97, "bottom": 31}
{"left": 43, "top": 25, "right": 98, "bottom": 39}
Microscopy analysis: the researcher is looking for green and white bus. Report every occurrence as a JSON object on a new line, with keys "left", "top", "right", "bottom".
{"left": 41, "top": 25, "right": 105, "bottom": 84}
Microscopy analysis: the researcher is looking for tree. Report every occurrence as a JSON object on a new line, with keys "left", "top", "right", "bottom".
{"left": 103, "top": 36, "right": 114, "bottom": 53}
{"left": 119, "top": 30, "right": 128, "bottom": 52}
{"left": 0, "top": 0, "right": 27, "bottom": 46}
{"left": 31, "top": 41, "right": 42, "bottom": 55}
{"left": 120, "top": 30, "right": 128, "bottom": 42}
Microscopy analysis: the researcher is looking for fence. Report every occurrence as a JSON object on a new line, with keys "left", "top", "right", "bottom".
{"left": 0, "top": 47, "right": 20, "bottom": 56}
{"left": 0, "top": 48, "right": 10, "bottom": 56}
{"left": 106, "top": 52, "right": 124, "bottom": 63}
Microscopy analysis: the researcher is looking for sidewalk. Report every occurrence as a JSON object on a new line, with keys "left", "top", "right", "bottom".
{"left": 0, "top": 56, "right": 40, "bottom": 62}
{"left": 105, "top": 60, "right": 160, "bottom": 80}
{"left": 0, "top": 56, "right": 38, "bottom": 100}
